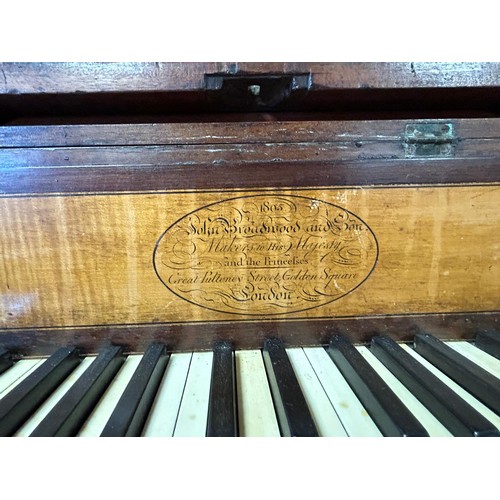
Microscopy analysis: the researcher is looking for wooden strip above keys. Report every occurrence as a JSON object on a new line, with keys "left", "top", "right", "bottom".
{"left": 262, "top": 338, "right": 318, "bottom": 437}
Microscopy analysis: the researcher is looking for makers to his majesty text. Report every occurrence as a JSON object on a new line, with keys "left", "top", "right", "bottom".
{"left": 154, "top": 194, "right": 378, "bottom": 315}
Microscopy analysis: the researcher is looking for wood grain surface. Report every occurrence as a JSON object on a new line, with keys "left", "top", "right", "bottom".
{"left": 0, "top": 185, "right": 497, "bottom": 334}
{"left": 1, "top": 63, "right": 500, "bottom": 94}
{"left": 2, "top": 118, "right": 500, "bottom": 148}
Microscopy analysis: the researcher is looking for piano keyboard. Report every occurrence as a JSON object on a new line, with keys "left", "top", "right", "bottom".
{"left": 0, "top": 333, "right": 499, "bottom": 437}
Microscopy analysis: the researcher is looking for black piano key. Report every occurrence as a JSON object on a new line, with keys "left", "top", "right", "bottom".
{"left": 414, "top": 333, "right": 500, "bottom": 415}
{"left": 206, "top": 341, "right": 237, "bottom": 437}
{"left": 370, "top": 336, "right": 499, "bottom": 437}
{"left": 327, "top": 334, "right": 428, "bottom": 437}
{"left": 100, "top": 343, "right": 169, "bottom": 437}
{"left": 262, "top": 338, "right": 318, "bottom": 437}
{"left": 0, "top": 346, "right": 81, "bottom": 437}
{"left": 0, "top": 348, "right": 13, "bottom": 375}
{"left": 30, "top": 345, "right": 125, "bottom": 437}
{"left": 475, "top": 331, "right": 500, "bottom": 360}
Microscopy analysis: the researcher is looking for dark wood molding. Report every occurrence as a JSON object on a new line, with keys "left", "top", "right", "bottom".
{"left": 2, "top": 118, "right": 500, "bottom": 148}
{"left": 1, "top": 158, "right": 499, "bottom": 195}
{"left": 1, "top": 312, "right": 497, "bottom": 358}
{"left": 2, "top": 63, "right": 500, "bottom": 95}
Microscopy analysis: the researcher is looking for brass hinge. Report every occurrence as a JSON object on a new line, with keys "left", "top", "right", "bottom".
{"left": 404, "top": 123, "right": 456, "bottom": 158}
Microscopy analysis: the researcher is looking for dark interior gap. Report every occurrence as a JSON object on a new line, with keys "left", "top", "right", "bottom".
{"left": 1, "top": 87, "right": 500, "bottom": 125}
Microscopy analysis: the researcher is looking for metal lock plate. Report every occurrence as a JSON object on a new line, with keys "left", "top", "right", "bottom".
{"left": 204, "top": 73, "right": 312, "bottom": 110}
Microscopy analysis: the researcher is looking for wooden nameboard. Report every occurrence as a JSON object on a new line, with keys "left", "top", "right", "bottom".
{"left": 0, "top": 185, "right": 498, "bottom": 324}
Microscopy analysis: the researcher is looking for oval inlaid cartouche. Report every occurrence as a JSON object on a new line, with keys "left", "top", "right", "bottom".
{"left": 153, "top": 194, "right": 378, "bottom": 315}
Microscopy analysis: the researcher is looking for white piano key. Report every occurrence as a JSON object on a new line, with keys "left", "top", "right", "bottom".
{"left": 77, "top": 354, "right": 143, "bottom": 437}
{"left": 357, "top": 346, "right": 452, "bottom": 437}
{"left": 0, "top": 359, "right": 45, "bottom": 399}
{"left": 14, "top": 356, "right": 96, "bottom": 437}
{"left": 303, "top": 346, "right": 382, "bottom": 437}
{"left": 445, "top": 341, "right": 500, "bottom": 378}
{"left": 235, "top": 349, "right": 280, "bottom": 437}
{"left": 286, "top": 348, "right": 348, "bottom": 437}
{"left": 173, "top": 351, "right": 213, "bottom": 437}
{"left": 142, "top": 352, "right": 192, "bottom": 437}
{"left": 401, "top": 344, "right": 500, "bottom": 430}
